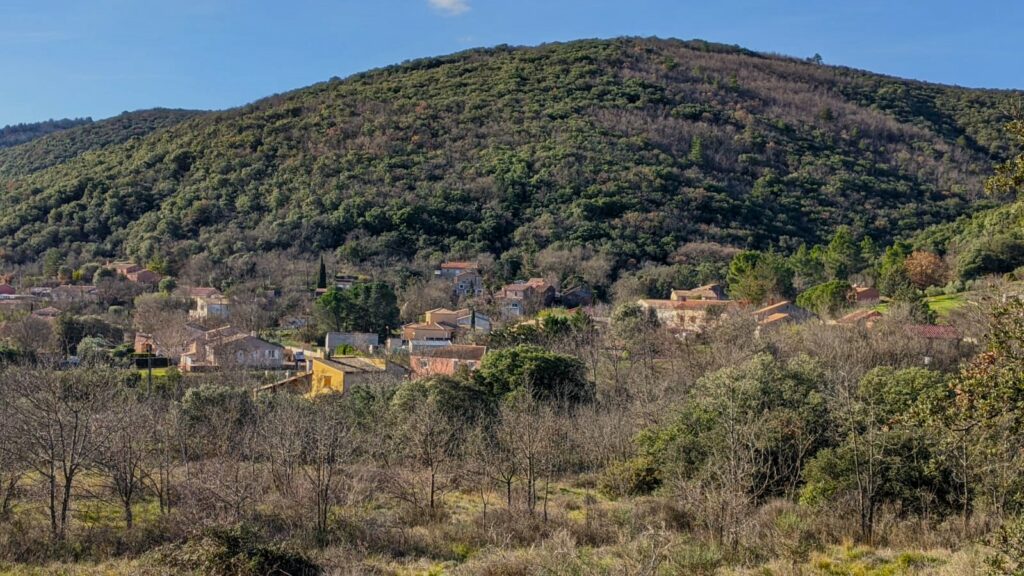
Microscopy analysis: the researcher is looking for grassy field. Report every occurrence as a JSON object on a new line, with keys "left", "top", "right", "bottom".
{"left": 136, "top": 366, "right": 171, "bottom": 378}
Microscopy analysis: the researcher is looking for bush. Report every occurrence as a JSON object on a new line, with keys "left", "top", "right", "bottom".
{"left": 150, "top": 524, "right": 320, "bottom": 576}
{"left": 598, "top": 457, "right": 660, "bottom": 499}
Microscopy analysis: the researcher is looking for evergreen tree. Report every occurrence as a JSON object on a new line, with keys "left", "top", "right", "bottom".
{"left": 823, "top": 226, "right": 860, "bottom": 280}
{"left": 688, "top": 135, "right": 704, "bottom": 165}
{"left": 317, "top": 255, "right": 328, "bottom": 290}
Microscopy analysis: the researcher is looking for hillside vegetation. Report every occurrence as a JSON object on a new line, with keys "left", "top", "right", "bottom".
{"left": 0, "top": 118, "right": 92, "bottom": 149}
{"left": 0, "top": 38, "right": 1019, "bottom": 268}
{"left": 0, "top": 109, "right": 199, "bottom": 180}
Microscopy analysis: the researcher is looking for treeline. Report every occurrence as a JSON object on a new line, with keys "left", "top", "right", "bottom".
{"left": 911, "top": 121, "right": 1024, "bottom": 280}
{"left": 0, "top": 117, "right": 92, "bottom": 149}
{"left": 0, "top": 109, "right": 198, "bottom": 179}
{"left": 0, "top": 38, "right": 1016, "bottom": 270}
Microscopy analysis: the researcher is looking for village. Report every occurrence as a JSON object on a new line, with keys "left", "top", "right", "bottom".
{"left": 0, "top": 255, "right": 967, "bottom": 399}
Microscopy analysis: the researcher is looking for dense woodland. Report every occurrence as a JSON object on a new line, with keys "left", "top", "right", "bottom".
{"left": 0, "top": 38, "right": 1021, "bottom": 273}
{"left": 0, "top": 118, "right": 92, "bottom": 149}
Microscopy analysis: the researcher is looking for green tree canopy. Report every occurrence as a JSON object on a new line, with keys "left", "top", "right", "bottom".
{"left": 315, "top": 282, "right": 399, "bottom": 338}
{"left": 475, "top": 344, "right": 591, "bottom": 403}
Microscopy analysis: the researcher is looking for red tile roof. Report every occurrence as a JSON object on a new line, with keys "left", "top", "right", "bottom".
{"left": 441, "top": 261, "right": 479, "bottom": 270}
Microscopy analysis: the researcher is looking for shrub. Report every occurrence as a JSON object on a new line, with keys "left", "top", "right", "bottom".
{"left": 150, "top": 524, "right": 320, "bottom": 576}
{"left": 598, "top": 457, "right": 660, "bottom": 499}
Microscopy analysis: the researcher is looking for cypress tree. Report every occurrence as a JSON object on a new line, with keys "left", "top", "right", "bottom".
{"left": 317, "top": 255, "right": 328, "bottom": 290}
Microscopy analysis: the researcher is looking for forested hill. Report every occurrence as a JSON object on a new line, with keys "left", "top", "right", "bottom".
{"left": 0, "top": 118, "right": 94, "bottom": 149}
{"left": 0, "top": 109, "right": 199, "bottom": 179}
{"left": 0, "top": 38, "right": 1019, "bottom": 267}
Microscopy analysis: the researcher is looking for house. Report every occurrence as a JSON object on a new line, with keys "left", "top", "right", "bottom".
{"left": 452, "top": 269, "right": 485, "bottom": 298}
{"left": 905, "top": 324, "right": 960, "bottom": 341}
{"left": 134, "top": 333, "right": 156, "bottom": 355}
{"left": 637, "top": 298, "right": 735, "bottom": 333}
{"left": 108, "top": 261, "right": 142, "bottom": 276}
{"left": 410, "top": 345, "right": 487, "bottom": 378}
{"left": 851, "top": 285, "right": 881, "bottom": 305}
{"left": 257, "top": 356, "right": 404, "bottom": 398}
{"left": 837, "top": 309, "right": 883, "bottom": 327}
{"left": 670, "top": 283, "right": 728, "bottom": 301}
{"left": 497, "top": 278, "right": 556, "bottom": 318}
{"left": 421, "top": 308, "right": 492, "bottom": 334}
{"left": 0, "top": 284, "right": 15, "bottom": 296}
{"left": 752, "top": 301, "right": 811, "bottom": 325}
{"left": 331, "top": 274, "right": 365, "bottom": 290}
{"left": 455, "top": 310, "right": 492, "bottom": 333}
{"left": 401, "top": 322, "right": 454, "bottom": 345}
{"left": 107, "top": 261, "right": 162, "bottom": 285}
{"left": 32, "top": 306, "right": 62, "bottom": 319}
{"left": 436, "top": 262, "right": 479, "bottom": 280}
{"left": 428, "top": 308, "right": 490, "bottom": 331}
{"left": 190, "top": 293, "right": 231, "bottom": 320}
{"left": 179, "top": 328, "right": 284, "bottom": 372}
{"left": 905, "top": 324, "right": 961, "bottom": 361}
{"left": 127, "top": 269, "right": 162, "bottom": 285}
{"left": 52, "top": 284, "right": 98, "bottom": 303}
{"left": 558, "top": 285, "right": 594, "bottom": 308}
{"left": 324, "top": 332, "right": 380, "bottom": 353}
{"left": 435, "top": 262, "right": 484, "bottom": 298}
{"left": 189, "top": 287, "right": 223, "bottom": 299}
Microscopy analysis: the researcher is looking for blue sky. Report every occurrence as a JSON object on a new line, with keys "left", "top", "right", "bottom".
{"left": 1, "top": 0, "right": 1021, "bottom": 127}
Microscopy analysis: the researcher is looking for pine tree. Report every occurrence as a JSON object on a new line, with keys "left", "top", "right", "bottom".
{"left": 688, "top": 135, "right": 704, "bottom": 166}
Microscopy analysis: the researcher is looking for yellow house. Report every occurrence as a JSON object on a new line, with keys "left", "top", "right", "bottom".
{"left": 306, "top": 356, "right": 393, "bottom": 397}
{"left": 257, "top": 356, "right": 402, "bottom": 398}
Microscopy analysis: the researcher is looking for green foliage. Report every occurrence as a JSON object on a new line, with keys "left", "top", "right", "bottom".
{"left": 475, "top": 344, "right": 591, "bottom": 403}
{"left": 795, "top": 280, "right": 852, "bottom": 318}
{"left": 598, "top": 456, "right": 660, "bottom": 499}
{"left": 988, "top": 516, "right": 1024, "bottom": 575}
{"left": 0, "top": 117, "right": 92, "bottom": 149}
{"left": 823, "top": 226, "right": 861, "bottom": 280}
{"left": 315, "top": 283, "right": 399, "bottom": 338}
{"left": 392, "top": 375, "right": 494, "bottom": 425}
{"left": 317, "top": 255, "right": 327, "bottom": 290}
{"left": 0, "top": 39, "right": 1010, "bottom": 267}
{"left": 802, "top": 367, "right": 956, "bottom": 532}
{"left": 987, "top": 120, "right": 1024, "bottom": 197}
{"left": 727, "top": 250, "right": 793, "bottom": 304}
{"left": 54, "top": 314, "right": 124, "bottom": 355}
{"left": 638, "top": 354, "right": 829, "bottom": 498}
{"left": 158, "top": 276, "right": 177, "bottom": 294}
{"left": 152, "top": 524, "right": 319, "bottom": 576}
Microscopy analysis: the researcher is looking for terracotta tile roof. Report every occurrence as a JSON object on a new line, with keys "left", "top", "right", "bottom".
{"left": 759, "top": 312, "right": 792, "bottom": 325}
{"left": 189, "top": 287, "right": 223, "bottom": 298}
{"left": 753, "top": 300, "right": 793, "bottom": 315}
{"left": 440, "top": 261, "right": 479, "bottom": 270}
{"left": 838, "top": 309, "right": 882, "bottom": 324}
{"left": 32, "top": 306, "right": 62, "bottom": 317}
{"left": 404, "top": 322, "right": 454, "bottom": 332}
{"left": 638, "top": 299, "right": 733, "bottom": 310}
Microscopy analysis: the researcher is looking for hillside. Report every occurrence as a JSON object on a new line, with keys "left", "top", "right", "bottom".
{"left": 0, "top": 109, "right": 200, "bottom": 179}
{"left": 0, "top": 38, "right": 1019, "bottom": 268}
{"left": 0, "top": 117, "right": 93, "bottom": 149}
